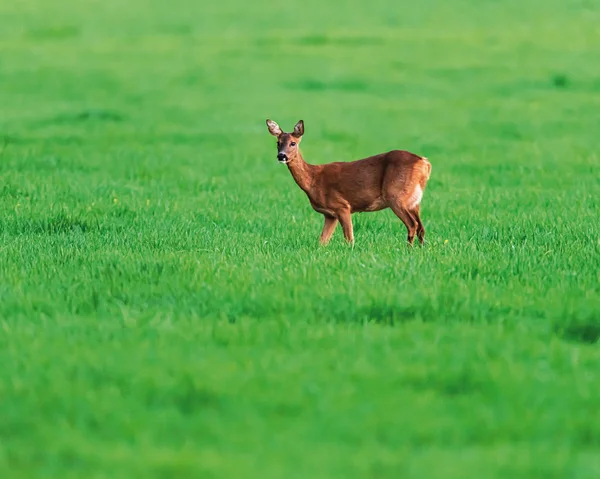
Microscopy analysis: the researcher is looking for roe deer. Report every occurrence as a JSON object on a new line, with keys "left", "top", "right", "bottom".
{"left": 265, "top": 119, "right": 432, "bottom": 246}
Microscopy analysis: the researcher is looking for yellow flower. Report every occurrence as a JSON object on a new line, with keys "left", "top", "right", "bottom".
{"left": 444, "top": 239, "right": 449, "bottom": 244}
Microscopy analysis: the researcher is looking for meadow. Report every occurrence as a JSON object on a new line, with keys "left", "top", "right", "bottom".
{"left": 1, "top": 0, "right": 599, "bottom": 477}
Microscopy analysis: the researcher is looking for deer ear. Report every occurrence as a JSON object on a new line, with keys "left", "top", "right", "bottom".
{"left": 293, "top": 120, "right": 304, "bottom": 137}
{"left": 266, "top": 119, "right": 282, "bottom": 137}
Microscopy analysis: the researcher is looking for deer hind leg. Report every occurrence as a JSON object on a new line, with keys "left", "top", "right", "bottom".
{"left": 412, "top": 205, "right": 425, "bottom": 245}
{"left": 390, "top": 202, "right": 418, "bottom": 245}
{"left": 319, "top": 215, "right": 338, "bottom": 245}
{"left": 337, "top": 209, "right": 354, "bottom": 245}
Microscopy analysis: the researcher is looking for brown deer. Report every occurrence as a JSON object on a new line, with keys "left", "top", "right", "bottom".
{"left": 266, "top": 119, "right": 431, "bottom": 246}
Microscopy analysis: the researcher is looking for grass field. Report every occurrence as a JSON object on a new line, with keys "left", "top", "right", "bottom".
{"left": 1, "top": 0, "right": 600, "bottom": 477}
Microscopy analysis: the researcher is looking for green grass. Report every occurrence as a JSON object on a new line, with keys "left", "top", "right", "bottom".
{"left": 1, "top": 0, "right": 600, "bottom": 477}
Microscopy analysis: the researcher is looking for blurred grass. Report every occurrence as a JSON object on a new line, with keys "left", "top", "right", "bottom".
{"left": 1, "top": 0, "right": 600, "bottom": 477}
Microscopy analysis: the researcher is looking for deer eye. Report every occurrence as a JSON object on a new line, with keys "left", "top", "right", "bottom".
{"left": 290, "top": 142, "right": 296, "bottom": 147}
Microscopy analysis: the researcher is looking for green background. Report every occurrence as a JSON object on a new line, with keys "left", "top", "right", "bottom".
{"left": 1, "top": 0, "right": 599, "bottom": 477}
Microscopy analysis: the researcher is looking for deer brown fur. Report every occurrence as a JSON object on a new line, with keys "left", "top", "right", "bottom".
{"left": 266, "top": 119, "right": 432, "bottom": 246}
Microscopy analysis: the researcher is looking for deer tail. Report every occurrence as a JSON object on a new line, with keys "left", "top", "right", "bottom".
{"left": 421, "top": 156, "right": 431, "bottom": 180}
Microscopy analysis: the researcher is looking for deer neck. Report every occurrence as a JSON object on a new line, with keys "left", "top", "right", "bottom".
{"left": 287, "top": 151, "right": 315, "bottom": 193}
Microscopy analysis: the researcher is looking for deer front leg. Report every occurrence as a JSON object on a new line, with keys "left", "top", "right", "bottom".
{"left": 320, "top": 215, "right": 338, "bottom": 245}
{"left": 337, "top": 210, "right": 354, "bottom": 245}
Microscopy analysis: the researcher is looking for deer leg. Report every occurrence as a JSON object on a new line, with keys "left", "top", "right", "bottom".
{"left": 337, "top": 210, "right": 354, "bottom": 245}
{"left": 319, "top": 215, "right": 338, "bottom": 245}
{"left": 412, "top": 205, "right": 425, "bottom": 245}
{"left": 390, "top": 203, "right": 418, "bottom": 245}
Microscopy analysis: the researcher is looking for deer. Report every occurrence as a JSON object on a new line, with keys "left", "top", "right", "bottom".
{"left": 265, "top": 119, "right": 432, "bottom": 246}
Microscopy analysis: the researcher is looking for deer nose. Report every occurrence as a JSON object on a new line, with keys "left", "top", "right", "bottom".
{"left": 277, "top": 152, "right": 288, "bottom": 162}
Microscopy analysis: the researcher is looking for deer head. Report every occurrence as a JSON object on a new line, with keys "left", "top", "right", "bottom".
{"left": 266, "top": 119, "right": 304, "bottom": 164}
